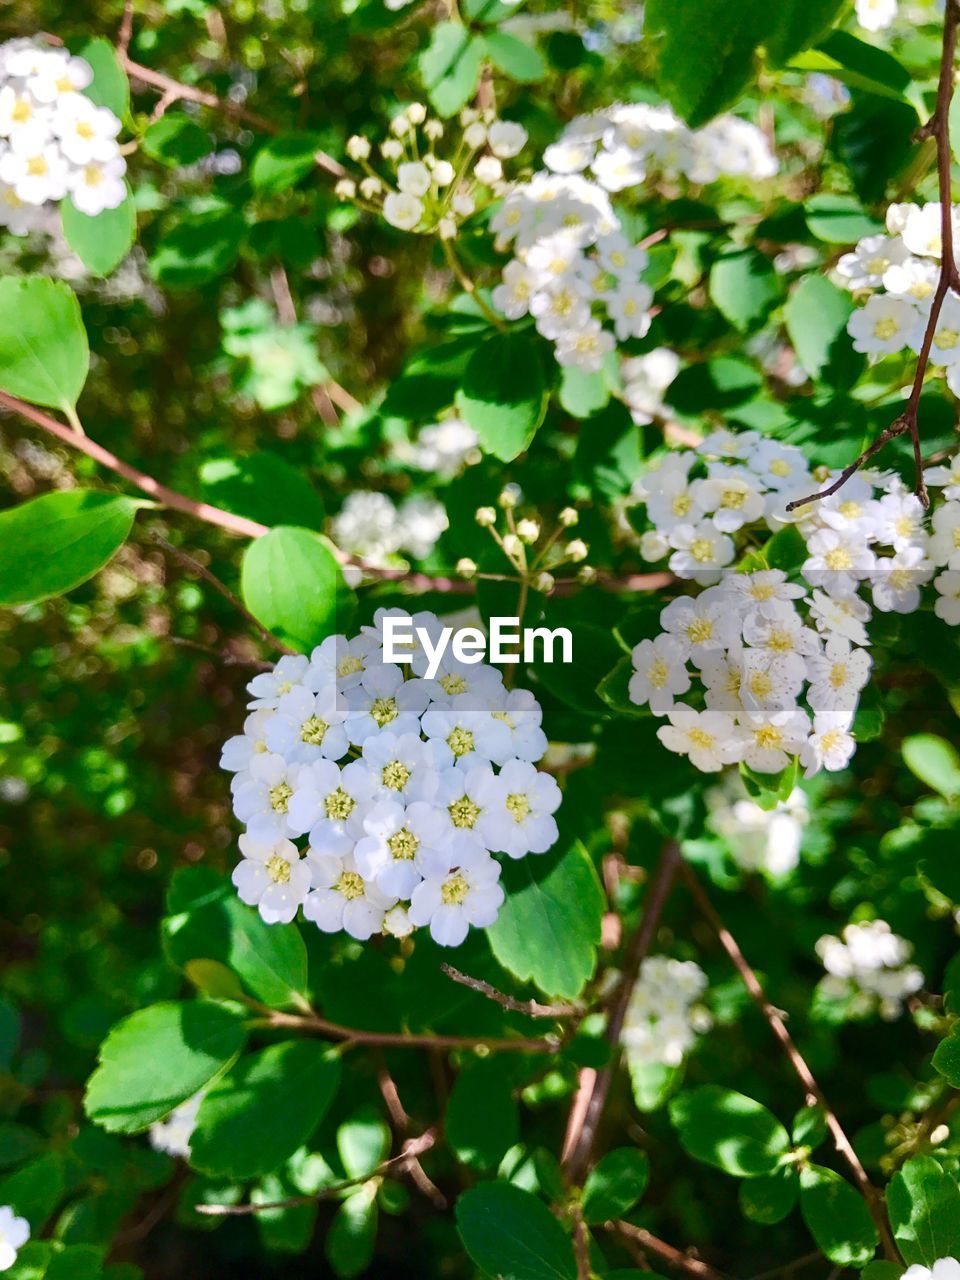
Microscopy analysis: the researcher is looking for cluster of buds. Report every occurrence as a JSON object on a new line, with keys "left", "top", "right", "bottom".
{"left": 336, "top": 103, "right": 528, "bottom": 239}
{"left": 462, "top": 488, "right": 591, "bottom": 591}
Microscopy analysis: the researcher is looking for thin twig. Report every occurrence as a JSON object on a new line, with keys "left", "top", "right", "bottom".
{"left": 573, "top": 1207, "right": 592, "bottom": 1280}
{"left": 561, "top": 841, "right": 682, "bottom": 1180}
{"left": 680, "top": 861, "right": 900, "bottom": 1263}
{"left": 117, "top": 0, "right": 134, "bottom": 57}
{"left": 196, "top": 1130, "right": 439, "bottom": 1215}
{"left": 441, "top": 964, "right": 580, "bottom": 1018}
{"left": 787, "top": 0, "right": 960, "bottom": 514}
{"left": 153, "top": 534, "right": 298, "bottom": 655}
{"left": 611, "top": 1222, "right": 727, "bottom": 1280}
{"left": 259, "top": 1008, "right": 560, "bottom": 1053}
{"left": 168, "top": 637, "right": 273, "bottom": 670}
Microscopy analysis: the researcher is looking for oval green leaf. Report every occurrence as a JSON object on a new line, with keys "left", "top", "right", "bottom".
{"left": 0, "top": 276, "right": 89, "bottom": 409}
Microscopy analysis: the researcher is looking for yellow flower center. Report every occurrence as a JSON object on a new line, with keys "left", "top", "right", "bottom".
{"left": 382, "top": 761, "right": 412, "bottom": 791}
{"left": 769, "top": 459, "right": 791, "bottom": 477}
{"left": 686, "top": 617, "right": 713, "bottom": 644}
{"left": 269, "top": 782, "right": 292, "bottom": 813}
{"left": 266, "top": 854, "right": 291, "bottom": 884}
{"left": 648, "top": 658, "right": 669, "bottom": 689}
{"left": 687, "top": 728, "right": 715, "bottom": 750}
{"left": 447, "top": 727, "right": 474, "bottom": 757}
{"left": 11, "top": 99, "right": 31, "bottom": 123}
{"left": 337, "top": 871, "right": 366, "bottom": 900}
{"left": 76, "top": 121, "right": 95, "bottom": 139}
{"left": 83, "top": 164, "right": 103, "bottom": 186}
{"left": 754, "top": 725, "right": 783, "bottom": 749}
{"left": 449, "top": 796, "right": 481, "bottom": 828}
{"left": 910, "top": 282, "right": 934, "bottom": 300}
{"left": 767, "top": 629, "right": 794, "bottom": 653}
{"left": 325, "top": 788, "right": 356, "bottom": 820}
{"left": 889, "top": 568, "right": 911, "bottom": 590}
{"left": 829, "top": 662, "right": 848, "bottom": 689}
{"left": 690, "top": 538, "right": 715, "bottom": 563}
{"left": 866, "top": 256, "right": 889, "bottom": 275}
{"left": 300, "top": 716, "right": 328, "bottom": 745}
{"left": 440, "top": 674, "right": 468, "bottom": 695}
{"left": 936, "top": 329, "right": 960, "bottom": 350}
{"left": 338, "top": 656, "right": 364, "bottom": 677}
{"left": 819, "top": 729, "right": 842, "bottom": 754}
{"left": 388, "top": 828, "right": 419, "bottom": 860}
{"left": 441, "top": 874, "right": 470, "bottom": 905}
{"left": 505, "top": 793, "right": 530, "bottom": 823}
{"left": 895, "top": 515, "right": 915, "bottom": 537}
{"left": 722, "top": 488, "right": 747, "bottom": 509}
{"left": 873, "top": 316, "right": 899, "bottom": 340}
{"left": 750, "top": 582, "right": 775, "bottom": 601}
{"left": 26, "top": 155, "right": 48, "bottom": 177}
{"left": 371, "top": 696, "right": 398, "bottom": 727}
{"left": 671, "top": 494, "right": 692, "bottom": 516}
{"left": 748, "top": 670, "right": 774, "bottom": 699}
{"left": 825, "top": 547, "right": 853, "bottom": 571}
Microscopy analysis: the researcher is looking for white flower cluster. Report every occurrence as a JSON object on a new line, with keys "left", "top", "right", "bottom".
{"left": 816, "top": 919, "right": 923, "bottom": 1020}
{"left": 396, "top": 416, "right": 480, "bottom": 478}
{"left": 622, "top": 347, "right": 680, "bottom": 426}
{"left": 0, "top": 38, "right": 126, "bottom": 236}
{"left": 629, "top": 427, "right": 960, "bottom": 777}
{"left": 0, "top": 1205, "right": 29, "bottom": 1273}
{"left": 542, "top": 103, "right": 777, "bottom": 192}
{"left": 148, "top": 1093, "right": 202, "bottom": 1159}
{"left": 706, "top": 774, "right": 808, "bottom": 877}
{"left": 856, "top": 0, "right": 897, "bottom": 32}
{"left": 622, "top": 956, "right": 711, "bottom": 1068}
{"left": 339, "top": 103, "right": 527, "bottom": 240}
{"left": 902, "top": 1263, "right": 960, "bottom": 1280}
{"left": 492, "top": 173, "right": 652, "bottom": 372}
{"left": 220, "top": 610, "right": 561, "bottom": 947}
{"left": 331, "top": 491, "right": 448, "bottom": 565}
{"left": 839, "top": 202, "right": 960, "bottom": 394}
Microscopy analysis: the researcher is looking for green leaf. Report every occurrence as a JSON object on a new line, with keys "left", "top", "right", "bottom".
{"left": 456, "top": 1182, "right": 577, "bottom": 1280}
{"left": 326, "top": 1187, "right": 378, "bottom": 1279}
{"left": 933, "top": 1026, "right": 960, "bottom": 1085}
{"left": 447, "top": 1059, "right": 520, "bottom": 1172}
{"left": 0, "top": 276, "right": 89, "bottom": 409}
{"left": 46, "top": 1245, "right": 106, "bottom": 1280}
{"left": 487, "top": 840, "right": 605, "bottom": 999}
{"left": 628, "top": 1059, "right": 683, "bottom": 1114}
{"left": 150, "top": 209, "right": 246, "bottom": 287}
{"left": 163, "top": 865, "right": 310, "bottom": 1011}
{"left": 456, "top": 332, "right": 548, "bottom": 462}
{"left": 84, "top": 1001, "right": 247, "bottom": 1133}
{"left": 419, "top": 24, "right": 485, "bottom": 117}
{"left": 251, "top": 133, "right": 322, "bottom": 195}
{"left": 903, "top": 734, "right": 960, "bottom": 800}
{"left": 0, "top": 1153, "right": 64, "bottom": 1226}
{"left": 914, "top": 826, "right": 960, "bottom": 903}
{"left": 886, "top": 1155, "right": 960, "bottom": 1265}
{"left": 0, "top": 997, "right": 18, "bottom": 1070}
{"left": 709, "top": 249, "right": 781, "bottom": 333}
{"left": 793, "top": 30, "right": 912, "bottom": 103}
{"left": 582, "top": 1149, "right": 650, "bottom": 1224}
{"left": 804, "top": 193, "right": 884, "bottom": 245}
{"left": 739, "top": 1167, "right": 798, "bottom": 1225}
{"left": 337, "top": 1108, "right": 391, "bottom": 1180}
{"left": 559, "top": 366, "right": 610, "bottom": 418}
{"left": 141, "top": 115, "right": 213, "bottom": 167}
{"left": 670, "top": 1087, "right": 790, "bottom": 1177}
{"left": 197, "top": 454, "right": 325, "bottom": 531}
{"left": 0, "top": 490, "right": 139, "bottom": 606}
{"left": 61, "top": 187, "right": 137, "bottom": 277}
{"left": 764, "top": 0, "right": 845, "bottom": 66}
{"left": 799, "top": 1165, "right": 879, "bottom": 1266}
{"left": 78, "top": 37, "right": 129, "bottom": 117}
{"left": 784, "top": 275, "right": 864, "bottom": 390}
{"left": 482, "top": 31, "right": 547, "bottom": 82}
{"left": 644, "top": 0, "right": 770, "bottom": 128}
{"left": 832, "top": 95, "right": 918, "bottom": 205}
{"left": 241, "top": 526, "right": 352, "bottom": 653}
{"left": 190, "top": 1041, "right": 341, "bottom": 1179}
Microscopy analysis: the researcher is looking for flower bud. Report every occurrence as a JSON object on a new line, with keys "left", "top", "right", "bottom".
{"left": 475, "top": 506, "right": 497, "bottom": 527}
{"left": 383, "top": 905, "right": 414, "bottom": 938}
{"left": 334, "top": 178, "right": 356, "bottom": 200}
{"left": 578, "top": 565, "right": 597, "bottom": 583}
{"left": 432, "top": 159, "right": 455, "bottom": 187}
{"left": 559, "top": 506, "right": 578, "bottom": 527}
{"left": 359, "top": 176, "right": 382, "bottom": 200}
{"left": 390, "top": 113, "right": 412, "bottom": 137}
{"left": 464, "top": 121, "right": 487, "bottom": 149}
{"left": 346, "top": 135, "right": 370, "bottom": 161}
{"left": 424, "top": 119, "right": 444, "bottom": 141}
{"left": 406, "top": 102, "right": 427, "bottom": 124}
{"left": 534, "top": 571, "right": 555, "bottom": 593}
{"left": 502, "top": 533, "right": 522, "bottom": 557}
{"left": 474, "top": 155, "right": 502, "bottom": 185}
{"left": 451, "top": 191, "right": 476, "bottom": 218}
{"left": 438, "top": 216, "right": 458, "bottom": 240}
{"left": 565, "top": 539, "right": 588, "bottom": 562}
{"left": 499, "top": 483, "right": 521, "bottom": 509}
{"left": 381, "top": 139, "right": 403, "bottom": 161}
{"left": 517, "top": 518, "right": 540, "bottom": 544}
{"left": 456, "top": 557, "right": 477, "bottom": 578}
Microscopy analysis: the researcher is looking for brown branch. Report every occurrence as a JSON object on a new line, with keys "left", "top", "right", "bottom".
{"left": 440, "top": 964, "right": 580, "bottom": 1019}
{"left": 117, "top": 0, "right": 135, "bottom": 57}
{"left": 168, "top": 637, "right": 273, "bottom": 671}
{"left": 259, "top": 1008, "right": 560, "bottom": 1053}
{"left": 561, "top": 840, "right": 682, "bottom": 1181}
{"left": 196, "top": 1130, "right": 439, "bottom": 1215}
{"left": 680, "top": 861, "right": 900, "bottom": 1263}
{"left": 611, "top": 1222, "right": 727, "bottom": 1280}
{"left": 573, "top": 1207, "right": 591, "bottom": 1280}
{"left": 153, "top": 534, "right": 297, "bottom": 655}
{"left": 787, "top": 0, "right": 960, "bottom": 514}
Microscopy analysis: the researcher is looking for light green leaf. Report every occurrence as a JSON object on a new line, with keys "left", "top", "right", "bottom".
{"left": 190, "top": 1041, "right": 341, "bottom": 1179}
{"left": 456, "top": 331, "right": 548, "bottom": 462}
{"left": 326, "top": 1186, "right": 378, "bottom": 1279}
{"left": 709, "top": 248, "right": 781, "bottom": 333}
{"left": 251, "top": 133, "right": 322, "bottom": 195}
{"left": 337, "top": 1109, "right": 391, "bottom": 1181}
{"left": 0, "top": 275, "right": 89, "bottom": 409}
{"left": 804, "top": 193, "right": 884, "bottom": 244}
{"left": 886, "top": 1156, "right": 960, "bottom": 1265}
{"left": 456, "top": 1182, "right": 577, "bottom": 1280}
{"left": 78, "top": 37, "right": 129, "bottom": 117}
{"left": 447, "top": 1059, "right": 520, "bottom": 1172}
{"left": 61, "top": 186, "right": 137, "bottom": 277}
{"left": 903, "top": 734, "right": 960, "bottom": 800}
{"left": 487, "top": 840, "right": 605, "bottom": 999}
{"left": 582, "top": 1149, "right": 650, "bottom": 1224}
{"left": 84, "top": 1001, "right": 247, "bottom": 1133}
{"left": 783, "top": 274, "right": 864, "bottom": 390}
{"left": 142, "top": 114, "right": 213, "bottom": 167}
{"left": 482, "top": 31, "right": 547, "bottom": 82}
{"left": 799, "top": 1165, "right": 878, "bottom": 1266}
{"left": 419, "top": 24, "right": 485, "bottom": 117}
{"left": 670, "top": 1086, "right": 790, "bottom": 1177}
{"left": 241, "top": 526, "right": 353, "bottom": 653}
{"left": 0, "top": 490, "right": 138, "bottom": 606}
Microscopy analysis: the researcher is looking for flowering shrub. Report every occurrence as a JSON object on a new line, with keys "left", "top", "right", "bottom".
{"left": 3, "top": 1, "right": 960, "bottom": 1279}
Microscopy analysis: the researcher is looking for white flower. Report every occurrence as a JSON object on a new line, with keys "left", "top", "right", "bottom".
{"left": 487, "top": 687, "right": 549, "bottom": 762}
{"left": 657, "top": 705, "right": 744, "bottom": 772}
{"left": 149, "top": 1093, "right": 203, "bottom": 1159}
{"left": 668, "top": 521, "right": 736, "bottom": 585}
{"left": 901, "top": 1261, "right": 960, "bottom": 1280}
{"left": 421, "top": 703, "right": 514, "bottom": 767}
{"left": 487, "top": 120, "right": 527, "bottom": 158}
{"left": 629, "top": 635, "right": 691, "bottom": 715}
{"left": 474, "top": 154, "right": 503, "bottom": 185}
{"left": 353, "top": 798, "right": 449, "bottom": 897}
{"left": 929, "top": 501, "right": 960, "bottom": 568}
{"left": 396, "top": 161, "right": 431, "bottom": 196}
{"left": 640, "top": 529, "right": 670, "bottom": 561}
{"left": 723, "top": 570, "right": 805, "bottom": 617}
{"left": 246, "top": 654, "right": 311, "bottom": 709}
{"left": 622, "top": 956, "right": 710, "bottom": 1068}
{"left": 739, "top": 707, "right": 810, "bottom": 774}
{"left": 304, "top": 855, "right": 396, "bottom": 940}
{"left": 901, "top": 202, "right": 957, "bottom": 259}
{"left": 69, "top": 154, "right": 126, "bottom": 215}
{"left": 742, "top": 601, "right": 820, "bottom": 681}
{"left": 408, "top": 851, "right": 505, "bottom": 946}
{"left": 435, "top": 762, "right": 497, "bottom": 850}
{"left": 692, "top": 470, "right": 766, "bottom": 533}
{"left": 554, "top": 319, "right": 615, "bottom": 372}
{"left": 934, "top": 570, "right": 960, "bottom": 624}
{"left": 220, "top": 708, "right": 275, "bottom": 775}
{"left": 645, "top": 468, "right": 702, "bottom": 532}
{"left": 263, "top": 685, "right": 349, "bottom": 765}
{"left": 708, "top": 777, "right": 807, "bottom": 876}
{"left": 871, "top": 545, "right": 933, "bottom": 613}
{"left": 232, "top": 752, "right": 304, "bottom": 841}
{"left": 836, "top": 234, "right": 908, "bottom": 290}
{"left": 0, "top": 140, "right": 69, "bottom": 203}
{"left": 807, "top": 587, "right": 872, "bottom": 647}
{"left": 232, "top": 835, "right": 311, "bottom": 924}
{"left": 749, "top": 439, "right": 811, "bottom": 492}
{"left": 805, "top": 636, "right": 872, "bottom": 714}
{"left": 659, "top": 591, "right": 741, "bottom": 665}
{"left": 847, "top": 295, "right": 922, "bottom": 355}
{"left": 607, "top": 282, "right": 653, "bottom": 340}
{"left": 53, "top": 93, "right": 120, "bottom": 165}
{"left": 360, "top": 730, "right": 439, "bottom": 803}
{"left": 929, "top": 295, "right": 960, "bottom": 365}
{"left": 383, "top": 191, "right": 423, "bottom": 231}
{"left": 803, "top": 527, "right": 876, "bottom": 594}
{"left": 346, "top": 663, "right": 431, "bottom": 742}
{"left": 0, "top": 1205, "right": 30, "bottom": 1272}
{"left": 309, "top": 633, "right": 378, "bottom": 692}
{"left": 478, "top": 760, "right": 561, "bottom": 858}
{"left": 287, "top": 758, "right": 375, "bottom": 852}
{"left": 883, "top": 256, "right": 939, "bottom": 304}
{"left": 700, "top": 646, "right": 747, "bottom": 713}
{"left": 872, "top": 490, "right": 927, "bottom": 551}
{"left": 493, "top": 259, "right": 538, "bottom": 319}
{"left": 855, "top": 0, "right": 897, "bottom": 31}
{"left": 802, "top": 713, "right": 856, "bottom": 777}
{"left": 816, "top": 919, "right": 923, "bottom": 1017}
{"left": 739, "top": 648, "right": 806, "bottom": 714}
{"left": 925, "top": 455, "right": 960, "bottom": 499}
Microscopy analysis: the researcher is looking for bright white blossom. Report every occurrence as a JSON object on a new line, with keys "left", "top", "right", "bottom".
{"left": 817, "top": 919, "right": 923, "bottom": 1019}
{"left": 0, "top": 1205, "right": 29, "bottom": 1273}
{"left": 622, "top": 956, "right": 711, "bottom": 1069}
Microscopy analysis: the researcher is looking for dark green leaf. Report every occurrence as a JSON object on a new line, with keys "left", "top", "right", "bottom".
{"left": 456, "top": 1182, "right": 576, "bottom": 1280}
{"left": 447, "top": 1059, "right": 520, "bottom": 1172}
{"left": 251, "top": 133, "right": 322, "bottom": 195}
{"left": 326, "top": 1188, "right": 378, "bottom": 1279}
{"left": 886, "top": 1156, "right": 960, "bottom": 1265}
{"left": 141, "top": 115, "right": 213, "bottom": 167}
{"left": 456, "top": 332, "right": 548, "bottom": 462}
{"left": 740, "top": 1167, "right": 798, "bottom": 1225}
{"left": 799, "top": 1164, "right": 878, "bottom": 1266}
{"left": 197, "top": 454, "right": 325, "bottom": 531}
{"left": 582, "top": 1148, "right": 650, "bottom": 1224}
{"left": 670, "top": 1086, "right": 790, "bottom": 1177}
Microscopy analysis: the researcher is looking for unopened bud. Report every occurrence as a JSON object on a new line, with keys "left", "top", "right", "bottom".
{"left": 406, "top": 102, "right": 427, "bottom": 124}
{"left": 534, "top": 572, "right": 555, "bottom": 593}
{"left": 565, "top": 539, "right": 588, "bottom": 562}
{"left": 559, "top": 506, "right": 578, "bottom": 527}
{"left": 456, "top": 557, "right": 477, "bottom": 578}
{"left": 464, "top": 121, "right": 487, "bottom": 149}
{"left": 359, "top": 176, "right": 382, "bottom": 199}
{"left": 474, "top": 155, "right": 503, "bottom": 185}
{"left": 346, "top": 135, "right": 370, "bottom": 161}
{"left": 475, "top": 506, "right": 497, "bottom": 527}
{"left": 390, "top": 113, "right": 412, "bottom": 137}
{"left": 502, "top": 533, "right": 522, "bottom": 557}
{"left": 381, "top": 139, "right": 403, "bottom": 161}
{"left": 438, "top": 216, "right": 457, "bottom": 240}
{"left": 517, "top": 518, "right": 540, "bottom": 543}
{"left": 335, "top": 178, "right": 356, "bottom": 200}
{"left": 499, "top": 484, "right": 521, "bottom": 509}
{"left": 578, "top": 565, "right": 597, "bottom": 583}
{"left": 424, "top": 119, "right": 444, "bottom": 140}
